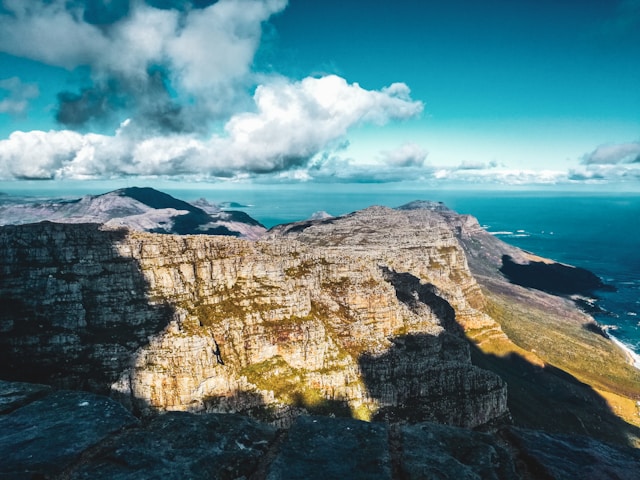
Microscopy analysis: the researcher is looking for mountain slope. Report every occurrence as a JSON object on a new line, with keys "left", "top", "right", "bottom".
{"left": 0, "top": 187, "right": 266, "bottom": 239}
{"left": 0, "top": 196, "right": 638, "bottom": 449}
{"left": 399, "top": 201, "right": 640, "bottom": 444}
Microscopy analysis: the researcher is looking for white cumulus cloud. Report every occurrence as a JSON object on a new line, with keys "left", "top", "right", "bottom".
{"left": 0, "top": 77, "right": 39, "bottom": 115}
{"left": 0, "top": 0, "right": 288, "bottom": 129}
{"left": 380, "top": 143, "right": 428, "bottom": 167}
{"left": 0, "top": 76, "right": 423, "bottom": 180}
{"left": 218, "top": 76, "right": 423, "bottom": 172}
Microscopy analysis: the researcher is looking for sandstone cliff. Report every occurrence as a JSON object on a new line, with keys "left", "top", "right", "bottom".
{"left": 1, "top": 205, "right": 507, "bottom": 428}
{"left": 1, "top": 199, "right": 639, "bottom": 448}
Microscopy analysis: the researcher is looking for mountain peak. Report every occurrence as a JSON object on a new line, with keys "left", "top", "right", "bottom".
{"left": 111, "top": 187, "right": 203, "bottom": 215}
{"left": 0, "top": 187, "right": 266, "bottom": 239}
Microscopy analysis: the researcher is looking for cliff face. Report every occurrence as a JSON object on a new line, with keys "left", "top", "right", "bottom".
{"left": 0, "top": 205, "right": 508, "bottom": 428}
{"left": 267, "top": 206, "right": 500, "bottom": 330}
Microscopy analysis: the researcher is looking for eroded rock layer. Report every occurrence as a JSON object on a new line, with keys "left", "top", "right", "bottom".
{"left": 1, "top": 205, "right": 508, "bottom": 427}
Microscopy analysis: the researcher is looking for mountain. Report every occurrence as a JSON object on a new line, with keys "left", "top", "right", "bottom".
{"left": 0, "top": 186, "right": 266, "bottom": 239}
{"left": 0, "top": 193, "right": 639, "bottom": 476}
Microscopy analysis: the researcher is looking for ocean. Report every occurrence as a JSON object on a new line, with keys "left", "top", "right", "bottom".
{"left": 2, "top": 183, "right": 640, "bottom": 357}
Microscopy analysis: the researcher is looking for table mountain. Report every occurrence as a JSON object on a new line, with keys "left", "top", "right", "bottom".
{"left": 1, "top": 192, "right": 639, "bottom": 449}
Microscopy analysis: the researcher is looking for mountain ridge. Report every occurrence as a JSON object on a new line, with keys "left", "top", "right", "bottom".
{"left": 1, "top": 188, "right": 639, "bottom": 476}
{"left": 0, "top": 186, "right": 266, "bottom": 239}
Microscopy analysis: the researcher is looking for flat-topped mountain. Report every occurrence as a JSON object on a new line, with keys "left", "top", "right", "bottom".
{"left": 0, "top": 189, "right": 639, "bottom": 476}
{"left": 0, "top": 187, "right": 266, "bottom": 239}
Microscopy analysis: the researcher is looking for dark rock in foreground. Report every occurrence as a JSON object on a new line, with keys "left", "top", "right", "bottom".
{"left": 399, "top": 422, "right": 518, "bottom": 479}
{"left": 266, "top": 415, "right": 392, "bottom": 480}
{"left": 1, "top": 380, "right": 639, "bottom": 480}
{"left": 0, "top": 387, "right": 138, "bottom": 477}
{"left": 0, "top": 379, "right": 51, "bottom": 414}
{"left": 504, "top": 428, "right": 640, "bottom": 480}
{"left": 70, "top": 411, "right": 277, "bottom": 480}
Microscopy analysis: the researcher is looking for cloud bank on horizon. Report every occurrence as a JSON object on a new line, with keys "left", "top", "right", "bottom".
{"left": 0, "top": 0, "right": 638, "bottom": 186}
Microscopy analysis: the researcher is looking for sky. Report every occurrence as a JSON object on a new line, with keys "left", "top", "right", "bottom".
{"left": 0, "top": 0, "right": 639, "bottom": 189}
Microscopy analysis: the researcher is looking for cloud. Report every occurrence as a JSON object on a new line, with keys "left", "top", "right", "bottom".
{"left": 0, "top": 1, "right": 425, "bottom": 181}
{"left": 0, "top": 0, "right": 288, "bottom": 131}
{"left": 582, "top": 142, "right": 640, "bottom": 165}
{"left": 55, "top": 83, "right": 125, "bottom": 127}
{"left": 0, "top": 76, "right": 423, "bottom": 180}
{"left": 219, "top": 76, "right": 423, "bottom": 172}
{"left": 567, "top": 170, "right": 606, "bottom": 182}
{"left": 455, "top": 160, "right": 498, "bottom": 170}
{"left": 560, "top": 140, "right": 640, "bottom": 184}
{"left": 0, "top": 77, "right": 39, "bottom": 115}
{"left": 301, "top": 154, "right": 434, "bottom": 184}
{"left": 569, "top": 164, "right": 640, "bottom": 183}
{"left": 432, "top": 166, "right": 567, "bottom": 185}
{"left": 0, "top": 129, "right": 85, "bottom": 179}
{"left": 380, "top": 143, "right": 428, "bottom": 167}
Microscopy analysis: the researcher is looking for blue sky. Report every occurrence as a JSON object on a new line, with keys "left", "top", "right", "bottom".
{"left": 0, "top": 0, "right": 639, "bottom": 188}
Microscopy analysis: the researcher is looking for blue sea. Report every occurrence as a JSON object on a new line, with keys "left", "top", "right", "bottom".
{"left": 2, "top": 183, "right": 640, "bottom": 357}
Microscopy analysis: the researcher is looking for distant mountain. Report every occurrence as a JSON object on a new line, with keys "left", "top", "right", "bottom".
{"left": 0, "top": 187, "right": 266, "bottom": 239}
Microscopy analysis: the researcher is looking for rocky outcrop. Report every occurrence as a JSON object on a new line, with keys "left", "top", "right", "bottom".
{"left": 267, "top": 205, "right": 497, "bottom": 331}
{"left": 0, "top": 206, "right": 507, "bottom": 427}
{"left": 0, "top": 383, "right": 139, "bottom": 477}
{"left": 3, "top": 197, "right": 637, "bottom": 445}
{"left": 3, "top": 380, "right": 639, "bottom": 480}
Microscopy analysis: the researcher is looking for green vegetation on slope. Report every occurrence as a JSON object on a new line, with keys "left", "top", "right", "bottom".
{"left": 471, "top": 288, "right": 640, "bottom": 447}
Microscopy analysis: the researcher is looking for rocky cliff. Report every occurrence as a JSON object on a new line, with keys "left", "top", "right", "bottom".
{"left": 1, "top": 204, "right": 507, "bottom": 428}
{"left": 1, "top": 198, "right": 639, "bottom": 450}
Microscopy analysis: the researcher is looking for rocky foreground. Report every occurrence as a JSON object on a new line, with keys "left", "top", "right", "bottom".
{"left": 2, "top": 379, "right": 640, "bottom": 479}
{"left": 1, "top": 194, "right": 640, "bottom": 477}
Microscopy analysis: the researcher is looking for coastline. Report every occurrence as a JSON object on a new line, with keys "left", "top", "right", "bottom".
{"left": 606, "top": 331, "right": 640, "bottom": 370}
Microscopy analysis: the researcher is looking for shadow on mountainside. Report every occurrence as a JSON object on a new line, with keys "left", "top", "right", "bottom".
{"left": 469, "top": 343, "right": 640, "bottom": 448}
{"left": 379, "top": 267, "right": 462, "bottom": 335}
{"left": 0, "top": 223, "right": 175, "bottom": 405}
{"left": 359, "top": 332, "right": 508, "bottom": 427}
{"left": 359, "top": 268, "right": 507, "bottom": 427}
{"left": 202, "top": 388, "right": 353, "bottom": 428}
{"left": 373, "top": 266, "right": 640, "bottom": 447}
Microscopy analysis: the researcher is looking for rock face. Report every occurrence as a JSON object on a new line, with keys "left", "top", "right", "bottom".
{"left": 3, "top": 380, "right": 639, "bottom": 480}
{"left": 2, "top": 196, "right": 640, "bottom": 475}
{"left": 0, "top": 223, "right": 173, "bottom": 394}
{"left": 267, "top": 205, "right": 496, "bottom": 331}
{"left": 0, "top": 205, "right": 508, "bottom": 427}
